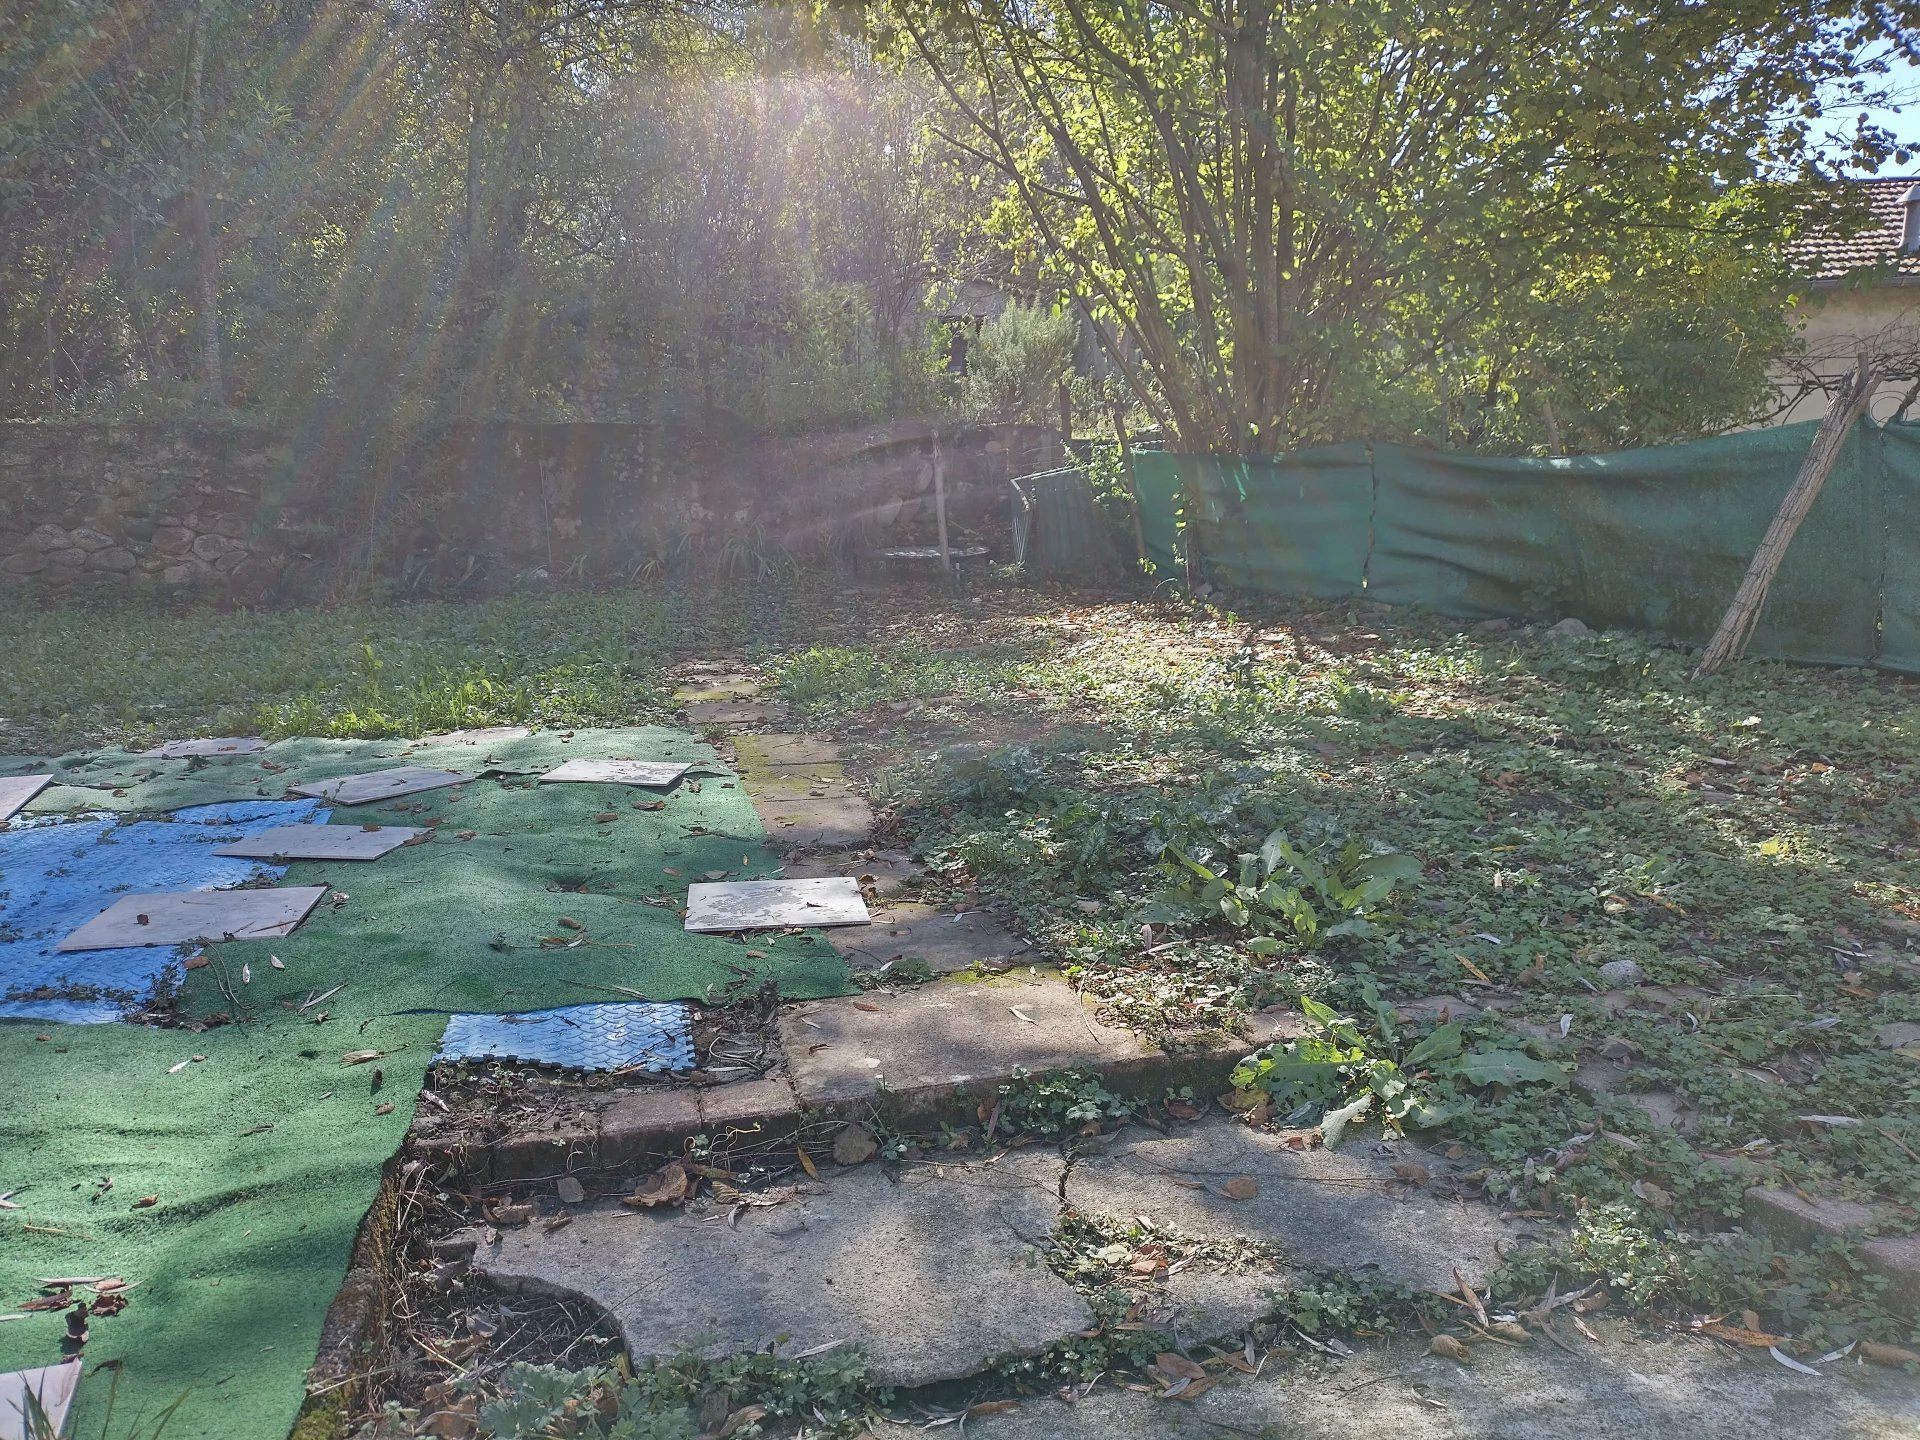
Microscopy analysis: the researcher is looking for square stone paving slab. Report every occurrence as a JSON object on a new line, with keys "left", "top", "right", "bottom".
{"left": 213, "top": 823, "right": 425, "bottom": 861}
{"left": 783, "top": 972, "right": 1151, "bottom": 1107}
{"left": 467, "top": 1150, "right": 1085, "bottom": 1387}
{"left": 0, "top": 774, "right": 51, "bottom": 826}
{"left": 684, "top": 700, "right": 785, "bottom": 725}
{"left": 1066, "top": 1121, "right": 1518, "bottom": 1295}
{"left": 684, "top": 877, "right": 871, "bottom": 932}
{"left": 539, "top": 758, "right": 690, "bottom": 789}
{"left": 750, "top": 791, "right": 875, "bottom": 850}
{"left": 0, "top": 1360, "right": 80, "bottom": 1440}
{"left": 58, "top": 885, "right": 329, "bottom": 950}
{"left": 139, "top": 737, "right": 266, "bottom": 758}
{"left": 290, "top": 766, "right": 469, "bottom": 806}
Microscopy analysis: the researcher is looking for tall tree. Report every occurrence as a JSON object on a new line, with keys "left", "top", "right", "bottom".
{"left": 885, "top": 0, "right": 1912, "bottom": 454}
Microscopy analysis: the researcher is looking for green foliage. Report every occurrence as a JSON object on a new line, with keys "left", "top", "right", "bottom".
{"left": 1231, "top": 986, "right": 1565, "bottom": 1142}
{"left": 989, "top": 1068, "right": 1139, "bottom": 1138}
{"left": 960, "top": 303, "right": 1078, "bottom": 425}
{"left": 890, "top": 0, "right": 1911, "bottom": 452}
{"left": 1144, "top": 828, "right": 1419, "bottom": 947}
{"left": 472, "top": 1348, "right": 880, "bottom": 1440}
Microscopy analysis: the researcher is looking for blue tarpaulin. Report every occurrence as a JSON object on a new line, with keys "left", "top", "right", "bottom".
{"left": 0, "top": 799, "right": 325, "bottom": 1023}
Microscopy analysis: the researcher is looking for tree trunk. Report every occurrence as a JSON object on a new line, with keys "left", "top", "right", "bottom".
{"left": 1109, "top": 402, "right": 1148, "bottom": 570}
{"left": 1694, "top": 362, "right": 1883, "bottom": 678}
{"left": 187, "top": 0, "right": 223, "bottom": 405}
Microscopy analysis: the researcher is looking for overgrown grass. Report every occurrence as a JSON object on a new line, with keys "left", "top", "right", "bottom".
{"left": 771, "top": 595, "right": 1920, "bottom": 1350}
{"left": 0, "top": 582, "right": 810, "bottom": 752}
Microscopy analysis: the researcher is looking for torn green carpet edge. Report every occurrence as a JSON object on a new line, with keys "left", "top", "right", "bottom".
{"left": 0, "top": 727, "right": 856, "bottom": 1440}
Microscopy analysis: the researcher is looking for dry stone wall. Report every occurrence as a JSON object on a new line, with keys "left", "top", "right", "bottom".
{"left": 0, "top": 419, "right": 1057, "bottom": 604}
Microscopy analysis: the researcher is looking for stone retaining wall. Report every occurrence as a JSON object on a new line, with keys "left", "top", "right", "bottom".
{"left": 0, "top": 419, "right": 1058, "bottom": 603}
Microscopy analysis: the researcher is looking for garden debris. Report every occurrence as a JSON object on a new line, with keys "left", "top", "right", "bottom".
{"left": 213, "top": 824, "right": 425, "bottom": 861}
{"left": 58, "top": 886, "right": 328, "bottom": 951}
{"left": 831, "top": 1124, "right": 879, "bottom": 1166}
{"left": 289, "top": 767, "right": 469, "bottom": 806}
{"left": 684, "top": 877, "right": 870, "bottom": 933}
{"left": 0, "top": 1359, "right": 80, "bottom": 1439}
{"left": 623, "top": 1161, "right": 692, "bottom": 1208}
{"left": 140, "top": 738, "right": 266, "bottom": 759}
{"left": 0, "top": 775, "right": 52, "bottom": 826}
{"left": 539, "top": 759, "right": 690, "bottom": 789}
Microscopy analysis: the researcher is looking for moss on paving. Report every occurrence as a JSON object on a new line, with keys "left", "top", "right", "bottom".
{"left": 0, "top": 728, "right": 854, "bottom": 1440}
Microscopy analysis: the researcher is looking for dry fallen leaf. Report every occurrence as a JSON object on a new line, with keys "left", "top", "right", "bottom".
{"left": 1428, "top": 1334, "right": 1471, "bottom": 1363}
{"left": 339, "top": 1049, "right": 384, "bottom": 1066}
{"left": 489, "top": 1202, "right": 535, "bottom": 1227}
{"left": 832, "top": 1123, "right": 879, "bottom": 1166}
{"left": 373, "top": 1101, "right": 394, "bottom": 1116}
{"left": 623, "top": 1161, "right": 692, "bottom": 1208}
{"left": 130, "top": 1195, "right": 158, "bottom": 1210}
{"left": 1861, "top": 1339, "right": 1920, "bottom": 1367}
{"left": 1699, "top": 1320, "right": 1790, "bottom": 1348}
{"left": 1153, "top": 1352, "right": 1207, "bottom": 1383}
{"left": 557, "top": 916, "right": 583, "bottom": 931}
{"left": 1222, "top": 1176, "right": 1259, "bottom": 1201}
{"left": 795, "top": 1147, "right": 821, "bottom": 1181}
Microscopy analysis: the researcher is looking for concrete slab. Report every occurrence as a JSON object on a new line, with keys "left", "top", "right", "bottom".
{"left": 731, "top": 734, "right": 844, "bottom": 769}
{"left": 0, "top": 1360, "right": 80, "bottom": 1440}
{"left": 828, "top": 902, "right": 1026, "bottom": 973}
{"left": 57, "top": 885, "right": 329, "bottom": 950}
{"left": 684, "top": 701, "right": 785, "bottom": 726}
{"left": 139, "top": 737, "right": 266, "bottom": 758}
{"left": 467, "top": 1150, "right": 1090, "bottom": 1387}
{"left": 750, "top": 792, "right": 875, "bottom": 850}
{"left": 290, "top": 766, "right": 469, "bottom": 806}
{"left": 925, "top": 1321, "right": 1920, "bottom": 1440}
{"left": 783, "top": 973, "right": 1152, "bottom": 1107}
{"left": 0, "top": 774, "right": 51, "bottom": 826}
{"left": 213, "top": 823, "right": 425, "bottom": 861}
{"left": 539, "top": 759, "right": 690, "bottom": 789}
{"left": 684, "top": 877, "right": 871, "bottom": 933}
{"left": 1067, "top": 1121, "right": 1517, "bottom": 1293}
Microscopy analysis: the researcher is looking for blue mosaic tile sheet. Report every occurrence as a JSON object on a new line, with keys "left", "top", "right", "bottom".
{"left": 0, "top": 799, "right": 326, "bottom": 1024}
{"left": 438, "top": 1002, "right": 695, "bottom": 1072}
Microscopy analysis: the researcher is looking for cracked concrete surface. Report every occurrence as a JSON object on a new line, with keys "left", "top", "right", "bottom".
{"left": 467, "top": 1149, "right": 1089, "bottom": 1387}
{"left": 882, "top": 1321, "right": 1920, "bottom": 1439}
{"left": 1068, "top": 1123, "right": 1521, "bottom": 1295}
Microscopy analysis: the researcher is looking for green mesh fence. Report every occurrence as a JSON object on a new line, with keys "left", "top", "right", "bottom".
{"left": 1134, "top": 421, "right": 1920, "bottom": 670}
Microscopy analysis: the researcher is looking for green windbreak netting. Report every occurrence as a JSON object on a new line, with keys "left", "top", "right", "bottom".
{"left": 1370, "top": 423, "right": 1880, "bottom": 665}
{"left": 1135, "top": 422, "right": 1901, "bottom": 669}
{"left": 1882, "top": 424, "right": 1920, "bottom": 672}
{"left": 1136, "top": 447, "right": 1373, "bottom": 600}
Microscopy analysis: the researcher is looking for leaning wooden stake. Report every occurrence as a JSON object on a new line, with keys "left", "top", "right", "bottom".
{"left": 1694, "top": 361, "right": 1884, "bottom": 679}
{"left": 932, "top": 431, "right": 953, "bottom": 576}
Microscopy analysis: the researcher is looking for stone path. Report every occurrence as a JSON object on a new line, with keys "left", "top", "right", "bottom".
{"left": 467, "top": 1150, "right": 1086, "bottom": 1388}
{"left": 435, "top": 665, "right": 1920, "bottom": 1430}
{"left": 466, "top": 1115, "right": 1531, "bottom": 1391}
{"left": 894, "top": 1323, "right": 1920, "bottom": 1440}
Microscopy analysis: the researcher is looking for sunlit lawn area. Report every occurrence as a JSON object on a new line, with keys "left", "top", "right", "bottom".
{"left": 7, "top": 578, "right": 1919, "bottom": 1352}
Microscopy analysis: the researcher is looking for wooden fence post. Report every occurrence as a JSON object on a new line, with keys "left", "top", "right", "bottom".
{"left": 1694, "top": 361, "right": 1883, "bottom": 678}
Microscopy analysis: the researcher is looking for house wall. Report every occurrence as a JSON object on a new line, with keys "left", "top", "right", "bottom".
{"left": 1770, "top": 286, "right": 1920, "bottom": 426}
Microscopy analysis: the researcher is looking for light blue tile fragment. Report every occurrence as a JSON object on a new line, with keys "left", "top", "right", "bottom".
{"left": 438, "top": 1002, "right": 695, "bottom": 1073}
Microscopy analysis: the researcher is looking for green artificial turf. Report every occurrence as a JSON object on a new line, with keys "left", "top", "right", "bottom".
{"left": 0, "top": 727, "right": 853, "bottom": 1440}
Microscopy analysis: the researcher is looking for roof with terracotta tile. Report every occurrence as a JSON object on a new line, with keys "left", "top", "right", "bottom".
{"left": 1792, "top": 178, "right": 1920, "bottom": 284}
